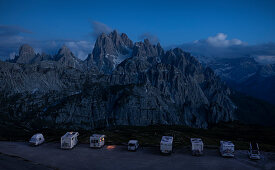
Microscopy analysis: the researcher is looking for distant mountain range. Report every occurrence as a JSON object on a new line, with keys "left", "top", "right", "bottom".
{"left": 0, "top": 31, "right": 274, "bottom": 131}
{"left": 192, "top": 56, "right": 275, "bottom": 105}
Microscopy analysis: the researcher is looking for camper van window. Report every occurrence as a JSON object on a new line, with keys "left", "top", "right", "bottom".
{"left": 39, "top": 138, "right": 41, "bottom": 140}
{"left": 129, "top": 143, "right": 135, "bottom": 146}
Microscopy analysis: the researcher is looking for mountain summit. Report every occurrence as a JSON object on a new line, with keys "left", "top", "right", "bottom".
{"left": 54, "top": 45, "right": 83, "bottom": 70}
{"left": 16, "top": 44, "right": 36, "bottom": 64}
{"left": 87, "top": 30, "right": 134, "bottom": 73}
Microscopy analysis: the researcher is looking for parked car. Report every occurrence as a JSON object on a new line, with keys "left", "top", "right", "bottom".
{"left": 128, "top": 140, "right": 139, "bottom": 151}
{"left": 29, "top": 133, "right": 44, "bottom": 146}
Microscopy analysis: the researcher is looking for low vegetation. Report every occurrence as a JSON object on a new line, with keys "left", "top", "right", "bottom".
{"left": 1, "top": 122, "right": 274, "bottom": 152}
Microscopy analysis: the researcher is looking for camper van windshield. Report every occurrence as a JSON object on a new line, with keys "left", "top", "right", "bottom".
{"left": 30, "top": 137, "right": 36, "bottom": 141}
{"left": 224, "top": 145, "right": 234, "bottom": 150}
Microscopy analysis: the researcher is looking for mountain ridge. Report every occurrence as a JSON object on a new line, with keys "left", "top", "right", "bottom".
{"left": 1, "top": 30, "right": 272, "bottom": 130}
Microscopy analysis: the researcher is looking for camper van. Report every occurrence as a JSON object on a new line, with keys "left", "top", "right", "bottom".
{"left": 220, "top": 141, "right": 234, "bottom": 157}
{"left": 248, "top": 142, "right": 261, "bottom": 160}
{"left": 61, "top": 132, "right": 79, "bottom": 149}
{"left": 90, "top": 134, "right": 105, "bottom": 148}
{"left": 160, "top": 136, "right": 173, "bottom": 154}
{"left": 29, "top": 133, "right": 44, "bottom": 146}
{"left": 128, "top": 140, "right": 139, "bottom": 151}
{"left": 191, "top": 138, "right": 203, "bottom": 156}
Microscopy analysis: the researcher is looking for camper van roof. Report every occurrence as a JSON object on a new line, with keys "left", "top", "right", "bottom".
{"left": 161, "top": 136, "right": 173, "bottom": 144}
{"left": 62, "top": 132, "right": 79, "bottom": 138}
{"left": 33, "top": 133, "right": 42, "bottom": 137}
{"left": 191, "top": 138, "right": 203, "bottom": 144}
{"left": 128, "top": 140, "right": 138, "bottom": 144}
{"left": 31, "top": 133, "right": 43, "bottom": 138}
{"left": 91, "top": 134, "right": 105, "bottom": 138}
{"left": 220, "top": 141, "right": 234, "bottom": 146}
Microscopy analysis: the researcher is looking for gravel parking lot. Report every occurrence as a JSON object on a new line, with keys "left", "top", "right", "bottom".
{"left": 0, "top": 141, "right": 274, "bottom": 170}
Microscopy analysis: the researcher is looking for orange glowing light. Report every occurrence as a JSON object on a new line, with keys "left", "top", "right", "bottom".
{"left": 106, "top": 145, "right": 116, "bottom": 150}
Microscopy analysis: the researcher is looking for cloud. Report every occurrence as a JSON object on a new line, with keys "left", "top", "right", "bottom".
{"left": 91, "top": 21, "right": 112, "bottom": 39}
{"left": 65, "top": 41, "right": 94, "bottom": 60}
{"left": 0, "top": 25, "right": 32, "bottom": 61}
{"left": 138, "top": 32, "right": 159, "bottom": 44}
{"left": 0, "top": 25, "right": 32, "bottom": 37}
{"left": 206, "top": 33, "right": 243, "bottom": 47}
{"left": 0, "top": 25, "right": 94, "bottom": 61}
{"left": 255, "top": 55, "right": 275, "bottom": 64}
{"left": 194, "top": 33, "right": 244, "bottom": 47}
{"left": 176, "top": 33, "right": 275, "bottom": 64}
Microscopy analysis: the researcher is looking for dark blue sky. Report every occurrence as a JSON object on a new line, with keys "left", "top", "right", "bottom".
{"left": 0, "top": 0, "right": 275, "bottom": 61}
{"left": 1, "top": 0, "right": 275, "bottom": 45}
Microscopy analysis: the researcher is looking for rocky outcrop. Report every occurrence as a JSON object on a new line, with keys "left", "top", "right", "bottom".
{"left": 54, "top": 45, "right": 84, "bottom": 70}
{"left": 0, "top": 31, "right": 237, "bottom": 130}
{"left": 15, "top": 44, "right": 37, "bottom": 64}
{"left": 87, "top": 30, "right": 133, "bottom": 73}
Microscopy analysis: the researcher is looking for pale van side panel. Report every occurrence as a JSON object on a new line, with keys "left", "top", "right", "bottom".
{"left": 161, "top": 144, "right": 172, "bottom": 151}
{"left": 192, "top": 143, "right": 203, "bottom": 151}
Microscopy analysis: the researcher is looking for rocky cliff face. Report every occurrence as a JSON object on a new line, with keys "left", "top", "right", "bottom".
{"left": 54, "top": 45, "right": 84, "bottom": 70}
{"left": 0, "top": 31, "right": 236, "bottom": 130}
{"left": 86, "top": 30, "right": 134, "bottom": 73}
{"left": 15, "top": 44, "right": 37, "bottom": 64}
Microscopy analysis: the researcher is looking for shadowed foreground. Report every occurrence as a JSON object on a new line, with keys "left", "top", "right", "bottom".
{"left": 0, "top": 141, "right": 274, "bottom": 170}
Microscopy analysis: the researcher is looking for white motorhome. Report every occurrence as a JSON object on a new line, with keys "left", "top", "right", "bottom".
{"left": 61, "top": 132, "right": 79, "bottom": 149}
{"left": 191, "top": 138, "right": 203, "bottom": 156}
{"left": 248, "top": 142, "right": 261, "bottom": 160}
{"left": 29, "top": 133, "right": 44, "bottom": 146}
{"left": 220, "top": 141, "right": 234, "bottom": 157}
{"left": 90, "top": 134, "right": 105, "bottom": 148}
{"left": 128, "top": 140, "right": 139, "bottom": 151}
{"left": 160, "top": 136, "right": 173, "bottom": 154}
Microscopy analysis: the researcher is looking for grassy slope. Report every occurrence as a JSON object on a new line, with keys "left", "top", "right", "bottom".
{"left": 230, "top": 91, "right": 275, "bottom": 127}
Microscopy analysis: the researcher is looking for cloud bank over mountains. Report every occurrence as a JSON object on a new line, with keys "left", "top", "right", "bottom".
{"left": 203, "top": 33, "right": 243, "bottom": 47}
{"left": 0, "top": 25, "right": 31, "bottom": 60}
{"left": 0, "top": 24, "right": 95, "bottom": 61}
{"left": 178, "top": 33, "right": 275, "bottom": 64}
{"left": 1, "top": 24, "right": 275, "bottom": 65}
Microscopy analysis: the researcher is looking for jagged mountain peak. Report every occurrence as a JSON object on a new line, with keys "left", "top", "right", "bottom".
{"left": 16, "top": 44, "right": 36, "bottom": 64}
{"left": 257, "top": 64, "right": 275, "bottom": 77}
{"left": 19, "top": 44, "right": 34, "bottom": 53}
{"left": 89, "top": 31, "right": 134, "bottom": 74}
{"left": 54, "top": 45, "right": 83, "bottom": 70}
{"left": 0, "top": 31, "right": 239, "bottom": 129}
{"left": 132, "top": 39, "right": 164, "bottom": 58}
{"left": 56, "top": 45, "right": 73, "bottom": 57}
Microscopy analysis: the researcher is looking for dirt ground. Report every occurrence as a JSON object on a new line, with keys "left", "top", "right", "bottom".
{"left": 0, "top": 141, "right": 274, "bottom": 170}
